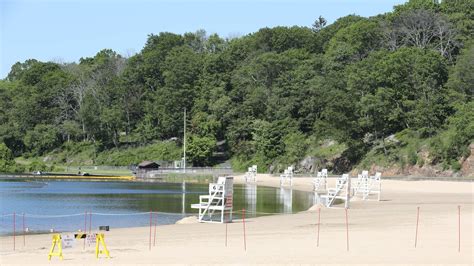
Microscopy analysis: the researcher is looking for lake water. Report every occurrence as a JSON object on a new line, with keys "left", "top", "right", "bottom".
{"left": 0, "top": 179, "right": 316, "bottom": 235}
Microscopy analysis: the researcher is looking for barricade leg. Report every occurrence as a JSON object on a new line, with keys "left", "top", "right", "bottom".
{"left": 48, "top": 234, "right": 63, "bottom": 260}
{"left": 95, "top": 233, "right": 110, "bottom": 258}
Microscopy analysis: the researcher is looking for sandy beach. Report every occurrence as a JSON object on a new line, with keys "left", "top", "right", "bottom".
{"left": 0, "top": 174, "right": 472, "bottom": 265}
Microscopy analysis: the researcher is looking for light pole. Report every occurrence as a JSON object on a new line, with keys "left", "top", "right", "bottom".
{"left": 183, "top": 108, "right": 186, "bottom": 174}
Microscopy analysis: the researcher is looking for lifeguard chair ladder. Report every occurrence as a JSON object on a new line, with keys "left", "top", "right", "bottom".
{"left": 321, "top": 173, "right": 351, "bottom": 208}
{"left": 353, "top": 170, "right": 369, "bottom": 197}
{"left": 280, "top": 166, "right": 294, "bottom": 186}
{"left": 312, "top": 168, "right": 328, "bottom": 192}
{"left": 191, "top": 176, "right": 233, "bottom": 223}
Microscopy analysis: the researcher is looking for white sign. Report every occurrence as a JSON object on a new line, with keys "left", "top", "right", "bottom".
{"left": 86, "top": 233, "right": 97, "bottom": 245}
{"left": 61, "top": 234, "right": 75, "bottom": 249}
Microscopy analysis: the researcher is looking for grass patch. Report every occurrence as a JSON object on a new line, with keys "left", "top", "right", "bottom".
{"left": 307, "top": 139, "right": 347, "bottom": 159}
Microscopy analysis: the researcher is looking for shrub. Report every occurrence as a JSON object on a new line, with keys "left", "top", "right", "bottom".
{"left": 407, "top": 148, "right": 418, "bottom": 166}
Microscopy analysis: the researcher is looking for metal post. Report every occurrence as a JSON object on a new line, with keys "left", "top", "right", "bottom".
{"left": 183, "top": 108, "right": 186, "bottom": 174}
{"left": 182, "top": 181, "right": 186, "bottom": 215}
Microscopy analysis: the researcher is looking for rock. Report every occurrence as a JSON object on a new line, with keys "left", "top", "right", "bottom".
{"left": 269, "top": 164, "right": 275, "bottom": 174}
{"left": 461, "top": 143, "right": 474, "bottom": 177}
{"left": 321, "top": 140, "right": 336, "bottom": 147}
{"left": 299, "top": 156, "right": 317, "bottom": 173}
{"left": 384, "top": 134, "right": 400, "bottom": 145}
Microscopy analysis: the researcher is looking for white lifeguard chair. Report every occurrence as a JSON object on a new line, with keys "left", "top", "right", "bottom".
{"left": 244, "top": 165, "right": 257, "bottom": 182}
{"left": 312, "top": 168, "right": 328, "bottom": 191}
{"left": 369, "top": 172, "right": 382, "bottom": 200}
{"left": 321, "top": 173, "right": 351, "bottom": 208}
{"left": 353, "top": 170, "right": 369, "bottom": 197}
{"left": 280, "top": 166, "right": 294, "bottom": 186}
{"left": 354, "top": 171, "right": 381, "bottom": 201}
{"left": 191, "top": 176, "right": 233, "bottom": 223}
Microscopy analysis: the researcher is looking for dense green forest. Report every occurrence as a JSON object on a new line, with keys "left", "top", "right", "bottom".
{"left": 0, "top": 0, "right": 473, "bottom": 174}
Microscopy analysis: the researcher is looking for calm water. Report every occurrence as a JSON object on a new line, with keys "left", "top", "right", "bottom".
{"left": 0, "top": 179, "right": 315, "bottom": 235}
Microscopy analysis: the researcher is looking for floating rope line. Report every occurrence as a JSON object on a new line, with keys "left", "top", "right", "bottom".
{"left": 1, "top": 210, "right": 287, "bottom": 220}
{"left": 2, "top": 211, "right": 186, "bottom": 219}
{"left": 232, "top": 210, "right": 293, "bottom": 216}
{"left": 89, "top": 212, "right": 151, "bottom": 216}
{"left": 23, "top": 213, "right": 84, "bottom": 218}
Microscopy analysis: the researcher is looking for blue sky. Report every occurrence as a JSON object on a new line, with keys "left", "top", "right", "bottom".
{"left": 0, "top": 0, "right": 406, "bottom": 78}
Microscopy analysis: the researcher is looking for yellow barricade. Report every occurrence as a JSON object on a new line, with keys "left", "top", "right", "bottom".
{"left": 47, "top": 233, "right": 110, "bottom": 260}
{"left": 95, "top": 233, "right": 110, "bottom": 258}
{"left": 48, "top": 234, "right": 63, "bottom": 260}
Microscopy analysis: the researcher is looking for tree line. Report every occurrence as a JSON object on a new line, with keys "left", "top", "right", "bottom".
{"left": 0, "top": 0, "right": 472, "bottom": 172}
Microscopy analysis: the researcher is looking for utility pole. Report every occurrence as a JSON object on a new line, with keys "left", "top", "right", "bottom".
{"left": 183, "top": 108, "right": 186, "bottom": 173}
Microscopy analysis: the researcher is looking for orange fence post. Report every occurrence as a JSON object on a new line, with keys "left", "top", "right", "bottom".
{"left": 13, "top": 212, "right": 15, "bottom": 251}
{"left": 317, "top": 207, "right": 321, "bottom": 247}
{"left": 149, "top": 210, "right": 152, "bottom": 251}
{"left": 83, "top": 211, "right": 87, "bottom": 250}
{"left": 242, "top": 209, "right": 246, "bottom": 251}
{"left": 415, "top": 207, "right": 420, "bottom": 248}
{"left": 22, "top": 213, "right": 25, "bottom": 247}
{"left": 345, "top": 208, "right": 349, "bottom": 252}
{"left": 458, "top": 205, "right": 460, "bottom": 252}
{"left": 153, "top": 213, "right": 157, "bottom": 247}
{"left": 225, "top": 222, "right": 228, "bottom": 247}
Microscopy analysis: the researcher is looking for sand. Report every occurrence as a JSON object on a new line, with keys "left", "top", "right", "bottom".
{"left": 0, "top": 174, "right": 472, "bottom": 265}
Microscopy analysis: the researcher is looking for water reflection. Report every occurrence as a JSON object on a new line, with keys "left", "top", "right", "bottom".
{"left": 244, "top": 183, "right": 257, "bottom": 215}
{"left": 182, "top": 181, "right": 186, "bottom": 215}
{"left": 277, "top": 187, "right": 293, "bottom": 214}
{"left": 313, "top": 192, "right": 322, "bottom": 206}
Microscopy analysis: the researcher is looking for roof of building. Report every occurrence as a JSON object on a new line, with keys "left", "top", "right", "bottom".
{"left": 137, "top": 161, "right": 160, "bottom": 168}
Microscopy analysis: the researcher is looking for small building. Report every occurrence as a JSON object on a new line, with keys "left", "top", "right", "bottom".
{"left": 135, "top": 161, "right": 160, "bottom": 178}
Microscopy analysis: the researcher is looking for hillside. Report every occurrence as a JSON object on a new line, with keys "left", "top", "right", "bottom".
{"left": 0, "top": 0, "right": 473, "bottom": 176}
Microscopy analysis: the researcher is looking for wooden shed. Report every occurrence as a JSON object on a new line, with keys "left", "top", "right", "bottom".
{"left": 137, "top": 161, "right": 160, "bottom": 169}
{"left": 135, "top": 161, "right": 160, "bottom": 178}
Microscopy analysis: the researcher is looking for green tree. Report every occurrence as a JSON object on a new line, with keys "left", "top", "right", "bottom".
{"left": 186, "top": 135, "right": 216, "bottom": 166}
{"left": 283, "top": 132, "right": 307, "bottom": 164}
{"left": 446, "top": 41, "right": 474, "bottom": 103}
{"left": 441, "top": 0, "right": 474, "bottom": 45}
{"left": 430, "top": 102, "right": 474, "bottom": 166}
{"left": 348, "top": 48, "right": 448, "bottom": 137}
{"left": 0, "top": 143, "right": 16, "bottom": 172}
{"left": 24, "top": 124, "right": 60, "bottom": 156}
{"left": 326, "top": 19, "right": 384, "bottom": 66}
